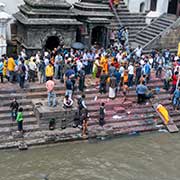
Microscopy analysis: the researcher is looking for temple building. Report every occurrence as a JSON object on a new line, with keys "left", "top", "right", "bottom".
{"left": 14, "top": 0, "right": 82, "bottom": 54}
{"left": 73, "top": 0, "right": 113, "bottom": 48}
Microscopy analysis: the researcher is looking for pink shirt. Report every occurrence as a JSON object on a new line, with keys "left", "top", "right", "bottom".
{"left": 46, "top": 80, "right": 55, "bottom": 92}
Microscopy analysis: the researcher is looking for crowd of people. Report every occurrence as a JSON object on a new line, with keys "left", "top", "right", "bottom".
{"left": 2, "top": 40, "right": 180, "bottom": 134}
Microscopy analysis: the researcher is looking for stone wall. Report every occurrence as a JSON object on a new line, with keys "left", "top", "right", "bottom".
{"left": 17, "top": 25, "right": 77, "bottom": 54}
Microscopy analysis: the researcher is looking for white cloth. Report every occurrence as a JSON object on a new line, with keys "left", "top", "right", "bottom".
{"left": 128, "top": 65, "right": 134, "bottom": 75}
{"left": 29, "top": 61, "right": 37, "bottom": 71}
{"left": 109, "top": 87, "right": 116, "bottom": 99}
{"left": 135, "top": 47, "right": 142, "bottom": 58}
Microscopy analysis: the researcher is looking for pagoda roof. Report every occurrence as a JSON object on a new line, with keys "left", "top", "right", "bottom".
{"left": 24, "top": 0, "right": 71, "bottom": 9}
{"left": 86, "top": 17, "right": 110, "bottom": 24}
{"left": 73, "top": 1, "right": 113, "bottom": 19}
{"left": 14, "top": 12, "right": 82, "bottom": 25}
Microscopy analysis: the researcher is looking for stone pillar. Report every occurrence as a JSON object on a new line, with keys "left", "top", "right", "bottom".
{"left": 0, "top": 3, "right": 11, "bottom": 56}
{"left": 156, "top": 0, "right": 169, "bottom": 15}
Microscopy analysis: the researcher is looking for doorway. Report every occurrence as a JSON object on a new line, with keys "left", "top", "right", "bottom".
{"left": 168, "top": 0, "right": 178, "bottom": 14}
{"left": 140, "top": 2, "right": 145, "bottom": 12}
{"left": 150, "top": 0, "right": 157, "bottom": 11}
{"left": 91, "top": 26, "right": 107, "bottom": 47}
{"left": 45, "top": 36, "right": 60, "bottom": 51}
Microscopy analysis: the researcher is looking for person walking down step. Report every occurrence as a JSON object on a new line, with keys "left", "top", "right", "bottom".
{"left": 16, "top": 107, "right": 24, "bottom": 133}
{"left": 10, "top": 98, "right": 19, "bottom": 121}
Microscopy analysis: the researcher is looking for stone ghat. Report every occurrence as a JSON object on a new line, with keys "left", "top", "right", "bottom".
{"left": 0, "top": 74, "right": 180, "bottom": 150}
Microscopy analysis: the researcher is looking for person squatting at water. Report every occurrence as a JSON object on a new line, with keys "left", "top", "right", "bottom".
{"left": 63, "top": 95, "right": 73, "bottom": 108}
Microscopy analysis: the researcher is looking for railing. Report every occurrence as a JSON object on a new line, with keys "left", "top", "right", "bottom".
{"left": 134, "top": 13, "right": 165, "bottom": 45}
{"left": 143, "top": 15, "right": 180, "bottom": 50}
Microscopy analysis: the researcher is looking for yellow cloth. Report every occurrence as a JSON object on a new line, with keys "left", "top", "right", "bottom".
{"left": 156, "top": 104, "right": 169, "bottom": 125}
{"left": 3, "top": 60, "right": 7, "bottom": 76}
{"left": 7, "top": 58, "right": 15, "bottom": 71}
{"left": 45, "top": 65, "right": 54, "bottom": 77}
{"left": 100, "top": 56, "right": 108, "bottom": 74}
{"left": 178, "top": 42, "right": 180, "bottom": 57}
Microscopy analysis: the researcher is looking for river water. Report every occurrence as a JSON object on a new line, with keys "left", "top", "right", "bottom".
{"left": 1, "top": 132, "right": 180, "bottom": 180}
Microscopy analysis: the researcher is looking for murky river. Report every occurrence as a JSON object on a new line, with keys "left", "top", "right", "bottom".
{"left": 1, "top": 132, "right": 180, "bottom": 180}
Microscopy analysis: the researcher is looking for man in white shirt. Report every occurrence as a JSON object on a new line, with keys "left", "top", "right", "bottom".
{"left": 28, "top": 57, "right": 37, "bottom": 82}
{"left": 134, "top": 45, "right": 142, "bottom": 59}
{"left": 128, "top": 62, "right": 134, "bottom": 88}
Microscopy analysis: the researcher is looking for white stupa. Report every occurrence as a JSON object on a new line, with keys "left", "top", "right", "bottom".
{"left": 0, "top": 2, "right": 11, "bottom": 56}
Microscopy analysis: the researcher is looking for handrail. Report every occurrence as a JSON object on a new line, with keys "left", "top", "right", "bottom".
{"left": 135, "top": 13, "right": 165, "bottom": 41}
{"left": 142, "top": 15, "right": 180, "bottom": 50}
{"left": 111, "top": 5, "right": 123, "bottom": 27}
{"left": 109, "top": 0, "right": 123, "bottom": 27}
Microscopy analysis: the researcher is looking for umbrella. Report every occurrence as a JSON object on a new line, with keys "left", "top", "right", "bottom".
{"left": 71, "top": 42, "right": 84, "bottom": 50}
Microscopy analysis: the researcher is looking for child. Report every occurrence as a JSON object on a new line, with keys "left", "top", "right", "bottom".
{"left": 10, "top": 98, "right": 19, "bottom": 121}
{"left": 16, "top": 107, "right": 24, "bottom": 133}
{"left": 99, "top": 103, "right": 106, "bottom": 126}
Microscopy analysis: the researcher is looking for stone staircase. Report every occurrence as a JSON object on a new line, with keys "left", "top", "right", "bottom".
{"left": 108, "top": 1, "right": 147, "bottom": 43}
{"left": 133, "top": 14, "right": 177, "bottom": 50}
{"left": 0, "top": 74, "right": 180, "bottom": 149}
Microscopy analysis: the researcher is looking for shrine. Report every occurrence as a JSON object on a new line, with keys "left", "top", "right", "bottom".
{"left": 14, "top": 0, "right": 82, "bottom": 54}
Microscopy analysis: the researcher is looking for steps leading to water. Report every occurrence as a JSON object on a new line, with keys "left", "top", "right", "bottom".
{"left": 0, "top": 73, "right": 179, "bottom": 149}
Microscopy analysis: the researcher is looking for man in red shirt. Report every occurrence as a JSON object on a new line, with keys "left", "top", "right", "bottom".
{"left": 171, "top": 71, "right": 179, "bottom": 94}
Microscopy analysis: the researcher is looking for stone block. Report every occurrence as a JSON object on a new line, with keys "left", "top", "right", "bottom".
{"left": 32, "top": 99, "right": 78, "bottom": 130}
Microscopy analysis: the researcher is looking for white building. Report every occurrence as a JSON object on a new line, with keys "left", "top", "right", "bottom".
{"left": 0, "top": 3, "right": 11, "bottom": 56}
{"left": 127, "top": 0, "right": 179, "bottom": 16}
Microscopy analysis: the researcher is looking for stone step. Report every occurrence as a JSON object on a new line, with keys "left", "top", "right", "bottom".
{"left": 0, "top": 80, "right": 165, "bottom": 102}
{"left": 155, "top": 19, "right": 173, "bottom": 26}
{"left": 136, "top": 36, "right": 151, "bottom": 43}
{"left": 0, "top": 111, "right": 35, "bottom": 121}
{"left": 0, "top": 124, "right": 39, "bottom": 135}
{"left": 87, "top": 99, "right": 172, "bottom": 113}
{"left": 111, "top": 22, "right": 146, "bottom": 27}
{"left": 152, "top": 22, "right": 171, "bottom": 30}
{"left": 89, "top": 107, "right": 180, "bottom": 126}
{"left": 137, "top": 33, "right": 155, "bottom": 41}
{"left": 158, "top": 17, "right": 176, "bottom": 24}
{"left": 142, "top": 30, "right": 159, "bottom": 37}
{"left": 0, "top": 117, "right": 37, "bottom": 128}
{"left": 0, "top": 105, "right": 33, "bottom": 114}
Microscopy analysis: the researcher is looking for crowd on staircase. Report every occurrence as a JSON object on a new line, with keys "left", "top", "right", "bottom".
{"left": 0, "top": 38, "right": 180, "bottom": 133}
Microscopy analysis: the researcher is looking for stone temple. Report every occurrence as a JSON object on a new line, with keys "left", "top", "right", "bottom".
{"left": 14, "top": 0, "right": 113, "bottom": 55}
{"left": 14, "top": 0, "right": 82, "bottom": 54}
